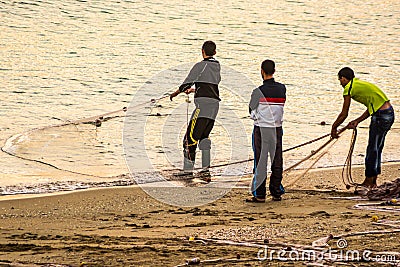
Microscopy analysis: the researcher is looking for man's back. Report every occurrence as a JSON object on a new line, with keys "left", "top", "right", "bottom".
{"left": 180, "top": 57, "right": 221, "bottom": 101}
{"left": 343, "top": 78, "right": 389, "bottom": 114}
{"left": 249, "top": 78, "right": 286, "bottom": 128}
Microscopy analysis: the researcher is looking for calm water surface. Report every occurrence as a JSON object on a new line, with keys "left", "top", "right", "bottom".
{"left": 1, "top": 0, "right": 399, "bottom": 195}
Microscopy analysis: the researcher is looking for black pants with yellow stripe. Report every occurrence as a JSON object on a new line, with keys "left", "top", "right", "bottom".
{"left": 183, "top": 108, "right": 215, "bottom": 161}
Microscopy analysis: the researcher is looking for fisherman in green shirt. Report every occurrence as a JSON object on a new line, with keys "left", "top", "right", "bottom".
{"left": 331, "top": 67, "right": 395, "bottom": 189}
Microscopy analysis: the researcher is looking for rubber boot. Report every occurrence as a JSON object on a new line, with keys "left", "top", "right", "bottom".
{"left": 201, "top": 150, "right": 211, "bottom": 170}
{"left": 199, "top": 150, "right": 211, "bottom": 182}
{"left": 183, "top": 156, "right": 195, "bottom": 173}
{"left": 174, "top": 150, "right": 195, "bottom": 177}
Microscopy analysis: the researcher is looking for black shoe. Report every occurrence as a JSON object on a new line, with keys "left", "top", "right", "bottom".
{"left": 197, "top": 170, "right": 211, "bottom": 182}
{"left": 173, "top": 170, "right": 193, "bottom": 177}
{"left": 271, "top": 196, "right": 282, "bottom": 201}
{"left": 245, "top": 197, "right": 266, "bottom": 203}
{"left": 198, "top": 169, "right": 211, "bottom": 177}
{"left": 198, "top": 169, "right": 210, "bottom": 175}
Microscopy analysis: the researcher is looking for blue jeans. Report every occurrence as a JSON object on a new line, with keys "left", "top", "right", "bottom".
{"left": 365, "top": 106, "right": 395, "bottom": 177}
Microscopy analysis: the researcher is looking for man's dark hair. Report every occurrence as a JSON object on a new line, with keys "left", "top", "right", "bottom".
{"left": 338, "top": 67, "right": 355, "bottom": 80}
{"left": 202, "top": 41, "right": 216, "bottom": 57}
{"left": 261, "top": 59, "right": 275, "bottom": 75}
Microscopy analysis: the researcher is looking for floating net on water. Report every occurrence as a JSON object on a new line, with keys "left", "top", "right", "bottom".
{"left": 3, "top": 107, "right": 129, "bottom": 178}
{"left": 3, "top": 99, "right": 400, "bottom": 192}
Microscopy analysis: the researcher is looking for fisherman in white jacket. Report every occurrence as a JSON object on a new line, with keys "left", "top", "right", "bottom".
{"left": 246, "top": 59, "right": 286, "bottom": 203}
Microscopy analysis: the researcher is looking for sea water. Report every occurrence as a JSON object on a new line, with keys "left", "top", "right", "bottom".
{"left": 1, "top": 0, "right": 399, "bottom": 195}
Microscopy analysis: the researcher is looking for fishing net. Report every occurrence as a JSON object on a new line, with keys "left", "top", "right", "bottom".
{"left": 2, "top": 62, "right": 399, "bottom": 202}
{"left": 1, "top": 64, "right": 256, "bottom": 203}
{"left": 2, "top": 108, "right": 128, "bottom": 178}
{"left": 367, "top": 178, "right": 400, "bottom": 201}
{"left": 3, "top": 99, "right": 400, "bottom": 193}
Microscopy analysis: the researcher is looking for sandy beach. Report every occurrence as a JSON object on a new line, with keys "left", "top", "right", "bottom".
{"left": 0, "top": 164, "right": 399, "bottom": 267}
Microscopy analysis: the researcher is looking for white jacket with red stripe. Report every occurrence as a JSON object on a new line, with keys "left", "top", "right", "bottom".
{"left": 249, "top": 78, "right": 286, "bottom": 128}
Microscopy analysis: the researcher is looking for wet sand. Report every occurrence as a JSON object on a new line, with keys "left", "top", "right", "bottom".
{"left": 0, "top": 164, "right": 399, "bottom": 266}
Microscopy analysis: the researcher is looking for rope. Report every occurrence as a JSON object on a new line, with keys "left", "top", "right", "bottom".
{"left": 284, "top": 138, "right": 339, "bottom": 188}
{"left": 283, "top": 133, "right": 331, "bottom": 153}
{"left": 341, "top": 128, "right": 359, "bottom": 189}
{"left": 0, "top": 146, "right": 114, "bottom": 179}
{"left": 0, "top": 95, "right": 170, "bottom": 179}
{"left": 284, "top": 137, "right": 336, "bottom": 173}
{"left": 1, "top": 91, "right": 349, "bottom": 180}
{"left": 190, "top": 130, "right": 343, "bottom": 171}
{"left": 184, "top": 94, "right": 194, "bottom": 163}
{"left": 280, "top": 127, "right": 348, "bottom": 188}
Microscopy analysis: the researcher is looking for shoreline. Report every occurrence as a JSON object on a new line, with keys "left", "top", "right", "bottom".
{"left": 1, "top": 162, "right": 399, "bottom": 202}
{"left": 0, "top": 185, "right": 137, "bottom": 202}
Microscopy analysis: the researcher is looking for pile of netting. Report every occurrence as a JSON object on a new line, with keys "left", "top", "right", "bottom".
{"left": 367, "top": 178, "right": 400, "bottom": 200}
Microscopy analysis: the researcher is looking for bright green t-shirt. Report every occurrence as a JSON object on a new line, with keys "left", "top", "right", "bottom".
{"left": 343, "top": 78, "right": 389, "bottom": 115}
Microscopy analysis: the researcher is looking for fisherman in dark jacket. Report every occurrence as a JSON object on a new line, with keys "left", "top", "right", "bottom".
{"left": 170, "top": 41, "right": 221, "bottom": 178}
